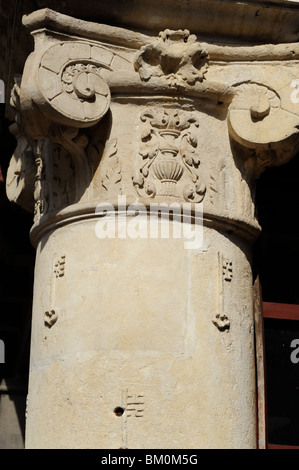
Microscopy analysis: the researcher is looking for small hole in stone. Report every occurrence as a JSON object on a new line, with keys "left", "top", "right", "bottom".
{"left": 114, "top": 407, "right": 124, "bottom": 417}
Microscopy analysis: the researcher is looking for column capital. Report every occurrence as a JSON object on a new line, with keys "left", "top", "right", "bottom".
{"left": 6, "top": 9, "right": 299, "bottom": 244}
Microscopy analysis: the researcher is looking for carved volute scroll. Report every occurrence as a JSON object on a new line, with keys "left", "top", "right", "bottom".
{"left": 227, "top": 81, "right": 299, "bottom": 175}
{"left": 37, "top": 42, "right": 112, "bottom": 128}
{"left": 101, "top": 138, "right": 122, "bottom": 195}
{"left": 14, "top": 36, "right": 118, "bottom": 217}
{"left": 19, "top": 41, "right": 113, "bottom": 145}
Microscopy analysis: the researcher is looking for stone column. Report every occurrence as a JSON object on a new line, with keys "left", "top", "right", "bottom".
{"left": 6, "top": 8, "right": 299, "bottom": 449}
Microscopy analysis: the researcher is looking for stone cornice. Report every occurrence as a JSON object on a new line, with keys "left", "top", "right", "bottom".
{"left": 24, "top": 2, "right": 299, "bottom": 43}
{"left": 2, "top": 2, "right": 299, "bottom": 117}
{"left": 23, "top": 8, "right": 152, "bottom": 50}
{"left": 23, "top": 8, "right": 299, "bottom": 60}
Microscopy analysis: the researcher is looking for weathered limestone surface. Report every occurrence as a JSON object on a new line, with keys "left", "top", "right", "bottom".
{"left": 5, "top": 3, "right": 299, "bottom": 448}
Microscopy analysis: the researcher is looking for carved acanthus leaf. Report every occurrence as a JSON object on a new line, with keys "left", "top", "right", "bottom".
{"left": 6, "top": 76, "right": 36, "bottom": 212}
{"left": 48, "top": 125, "right": 91, "bottom": 202}
{"left": 49, "top": 125, "right": 88, "bottom": 161}
{"left": 101, "top": 139, "right": 122, "bottom": 193}
{"left": 33, "top": 139, "right": 49, "bottom": 223}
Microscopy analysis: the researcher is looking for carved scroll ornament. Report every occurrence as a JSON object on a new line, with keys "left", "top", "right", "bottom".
{"left": 134, "top": 29, "right": 209, "bottom": 87}
{"left": 21, "top": 41, "right": 113, "bottom": 138}
{"left": 227, "top": 81, "right": 299, "bottom": 172}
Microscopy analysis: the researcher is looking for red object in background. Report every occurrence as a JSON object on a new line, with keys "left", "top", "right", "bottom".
{"left": 0, "top": 164, "right": 3, "bottom": 183}
{"left": 263, "top": 302, "right": 299, "bottom": 321}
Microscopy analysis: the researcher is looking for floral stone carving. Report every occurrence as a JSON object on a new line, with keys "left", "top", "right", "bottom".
{"left": 133, "top": 109, "right": 206, "bottom": 202}
{"left": 134, "top": 29, "right": 209, "bottom": 87}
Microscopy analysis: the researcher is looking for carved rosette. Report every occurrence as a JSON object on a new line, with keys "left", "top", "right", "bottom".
{"left": 133, "top": 109, "right": 206, "bottom": 203}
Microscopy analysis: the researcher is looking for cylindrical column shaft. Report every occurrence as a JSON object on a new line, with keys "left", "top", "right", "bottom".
{"left": 26, "top": 220, "right": 256, "bottom": 448}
